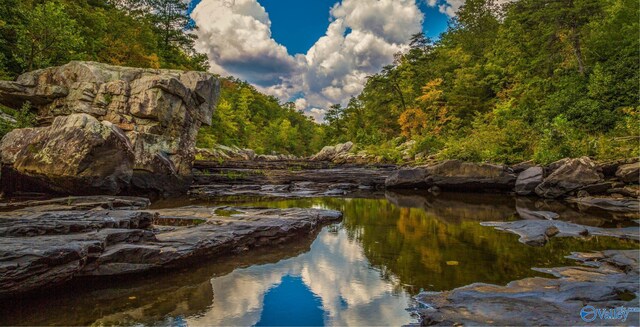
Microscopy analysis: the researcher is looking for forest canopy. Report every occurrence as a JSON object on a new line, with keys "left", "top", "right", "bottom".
{"left": 322, "top": 0, "right": 639, "bottom": 164}
{"left": 0, "top": 0, "right": 638, "bottom": 161}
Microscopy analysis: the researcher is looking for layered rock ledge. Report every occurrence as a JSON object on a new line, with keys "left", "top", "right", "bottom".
{"left": 0, "top": 61, "right": 220, "bottom": 196}
{"left": 0, "top": 197, "right": 342, "bottom": 298}
{"left": 386, "top": 157, "right": 639, "bottom": 201}
{"left": 412, "top": 250, "right": 640, "bottom": 326}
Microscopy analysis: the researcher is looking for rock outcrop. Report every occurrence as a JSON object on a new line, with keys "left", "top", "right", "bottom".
{"left": 0, "top": 61, "right": 220, "bottom": 196}
{"left": 413, "top": 250, "right": 640, "bottom": 326}
{"left": 535, "top": 157, "right": 603, "bottom": 198}
{"left": 386, "top": 160, "right": 517, "bottom": 192}
{"left": 0, "top": 198, "right": 342, "bottom": 298}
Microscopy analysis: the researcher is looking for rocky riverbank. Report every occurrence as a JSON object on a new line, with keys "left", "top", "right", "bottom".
{"left": 0, "top": 61, "right": 220, "bottom": 197}
{"left": 0, "top": 196, "right": 341, "bottom": 298}
{"left": 411, "top": 250, "right": 640, "bottom": 326}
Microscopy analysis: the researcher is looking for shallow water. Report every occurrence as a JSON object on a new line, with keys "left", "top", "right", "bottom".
{"left": 1, "top": 193, "right": 638, "bottom": 326}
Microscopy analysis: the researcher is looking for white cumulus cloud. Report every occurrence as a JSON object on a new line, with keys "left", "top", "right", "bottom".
{"left": 192, "top": 0, "right": 424, "bottom": 122}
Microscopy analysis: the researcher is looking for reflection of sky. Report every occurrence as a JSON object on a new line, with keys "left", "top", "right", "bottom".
{"left": 187, "top": 227, "right": 415, "bottom": 326}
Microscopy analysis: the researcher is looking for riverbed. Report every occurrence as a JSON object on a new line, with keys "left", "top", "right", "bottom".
{"left": 1, "top": 193, "right": 638, "bottom": 326}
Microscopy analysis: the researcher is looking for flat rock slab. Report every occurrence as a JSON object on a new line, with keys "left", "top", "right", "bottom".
{"left": 413, "top": 250, "right": 640, "bottom": 326}
{"left": 0, "top": 196, "right": 151, "bottom": 212}
{"left": 481, "top": 219, "right": 640, "bottom": 246}
{"left": 0, "top": 206, "right": 342, "bottom": 298}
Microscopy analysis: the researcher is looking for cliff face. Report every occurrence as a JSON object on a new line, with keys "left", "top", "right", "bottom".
{"left": 0, "top": 61, "right": 220, "bottom": 196}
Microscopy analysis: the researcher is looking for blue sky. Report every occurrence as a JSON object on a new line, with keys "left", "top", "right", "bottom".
{"left": 189, "top": 0, "right": 460, "bottom": 121}
{"left": 258, "top": 0, "right": 450, "bottom": 55}
{"left": 190, "top": 0, "right": 451, "bottom": 56}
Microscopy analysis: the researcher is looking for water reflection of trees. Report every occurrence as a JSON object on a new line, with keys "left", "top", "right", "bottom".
{"left": 232, "top": 194, "right": 638, "bottom": 294}
{"left": 334, "top": 193, "right": 639, "bottom": 294}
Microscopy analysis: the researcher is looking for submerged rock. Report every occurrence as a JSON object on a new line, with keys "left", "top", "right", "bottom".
{"left": 0, "top": 203, "right": 342, "bottom": 298}
{"left": 481, "top": 219, "right": 639, "bottom": 246}
{"left": 413, "top": 250, "right": 640, "bottom": 326}
{"left": 0, "top": 61, "right": 220, "bottom": 196}
{"left": 535, "top": 157, "right": 603, "bottom": 198}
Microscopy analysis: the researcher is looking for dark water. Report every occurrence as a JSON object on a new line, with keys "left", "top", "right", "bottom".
{"left": 1, "top": 192, "right": 638, "bottom": 326}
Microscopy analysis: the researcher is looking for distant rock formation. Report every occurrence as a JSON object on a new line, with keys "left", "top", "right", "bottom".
{"left": 0, "top": 61, "right": 220, "bottom": 196}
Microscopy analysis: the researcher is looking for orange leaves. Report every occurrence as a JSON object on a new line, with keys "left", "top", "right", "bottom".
{"left": 399, "top": 108, "right": 428, "bottom": 138}
{"left": 417, "top": 78, "right": 444, "bottom": 104}
{"left": 398, "top": 78, "right": 453, "bottom": 138}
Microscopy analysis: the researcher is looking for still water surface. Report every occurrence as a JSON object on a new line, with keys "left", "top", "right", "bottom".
{"left": 1, "top": 193, "right": 638, "bottom": 326}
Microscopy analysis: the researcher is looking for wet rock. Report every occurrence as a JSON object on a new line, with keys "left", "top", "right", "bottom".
{"left": 0, "top": 195, "right": 150, "bottom": 212}
{"left": 515, "top": 166, "right": 543, "bottom": 195}
{"left": 608, "top": 186, "right": 640, "bottom": 198}
{"left": 0, "top": 206, "right": 342, "bottom": 298}
{"left": 191, "top": 162, "right": 394, "bottom": 198}
{"left": 617, "top": 162, "right": 640, "bottom": 184}
{"left": 386, "top": 160, "right": 516, "bottom": 192}
{"left": 0, "top": 61, "right": 220, "bottom": 196}
{"left": 579, "top": 182, "right": 615, "bottom": 195}
{"left": 481, "top": 219, "right": 639, "bottom": 246}
{"left": 536, "top": 157, "right": 603, "bottom": 198}
{"left": 413, "top": 250, "right": 640, "bottom": 326}
{"left": 566, "top": 196, "right": 640, "bottom": 213}
{"left": 385, "top": 169, "right": 429, "bottom": 189}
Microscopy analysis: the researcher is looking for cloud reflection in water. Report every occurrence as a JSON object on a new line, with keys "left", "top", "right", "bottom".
{"left": 187, "top": 227, "right": 415, "bottom": 326}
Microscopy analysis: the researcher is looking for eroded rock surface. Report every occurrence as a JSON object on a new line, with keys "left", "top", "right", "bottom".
{"left": 0, "top": 61, "right": 220, "bottom": 196}
{"left": 0, "top": 200, "right": 341, "bottom": 298}
{"left": 413, "top": 250, "right": 640, "bottom": 326}
{"left": 535, "top": 157, "right": 603, "bottom": 198}
{"left": 386, "top": 160, "right": 516, "bottom": 192}
{"left": 191, "top": 160, "right": 394, "bottom": 198}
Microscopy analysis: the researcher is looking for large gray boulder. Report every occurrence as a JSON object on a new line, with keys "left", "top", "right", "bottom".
{"left": 535, "top": 157, "right": 602, "bottom": 198}
{"left": 386, "top": 160, "right": 517, "bottom": 192}
{"left": 514, "top": 166, "right": 543, "bottom": 195}
{"left": 0, "top": 61, "right": 220, "bottom": 195}
{"left": 1, "top": 114, "right": 133, "bottom": 194}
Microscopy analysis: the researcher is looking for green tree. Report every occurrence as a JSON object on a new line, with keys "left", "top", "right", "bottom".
{"left": 14, "top": 2, "right": 84, "bottom": 71}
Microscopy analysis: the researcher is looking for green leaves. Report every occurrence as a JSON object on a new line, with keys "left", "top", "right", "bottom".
{"left": 14, "top": 2, "right": 84, "bottom": 71}
{"left": 323, "top": 0, "right": 637, "bottom": 163}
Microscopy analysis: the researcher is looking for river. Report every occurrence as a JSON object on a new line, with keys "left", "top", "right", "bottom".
{"left": 1, "top": 193, "right": 638, "bottom": 326}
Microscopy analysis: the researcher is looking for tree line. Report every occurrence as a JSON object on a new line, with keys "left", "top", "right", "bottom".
{"left": 323, "top": 0, "right": 639, "bottom": 164}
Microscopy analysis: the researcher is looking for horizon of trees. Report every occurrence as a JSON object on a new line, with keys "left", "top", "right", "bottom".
{"left": 322, "top": 0, "right": 639, "bottom": 164}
